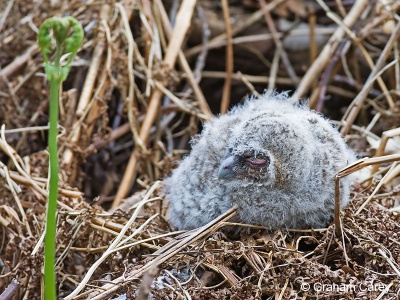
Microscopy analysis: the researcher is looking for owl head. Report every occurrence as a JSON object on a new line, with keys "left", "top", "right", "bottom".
{"left": 218, "top": 145, "right": 276, "bottom": 185}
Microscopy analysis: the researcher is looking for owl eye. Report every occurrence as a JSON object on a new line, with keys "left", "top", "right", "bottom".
{"left": 245, "top": 157, "right": 268, "bottom": 168}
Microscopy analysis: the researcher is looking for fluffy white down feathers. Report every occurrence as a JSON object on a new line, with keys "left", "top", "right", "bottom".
{"left": 164, "top": 92, "right": 356, "bottom": 230}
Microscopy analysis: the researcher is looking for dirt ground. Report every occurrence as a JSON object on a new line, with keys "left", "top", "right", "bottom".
{"left": 1, "top": 0, "right": 400, "bottom": 299}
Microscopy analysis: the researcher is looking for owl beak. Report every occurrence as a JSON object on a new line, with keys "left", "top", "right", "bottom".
{"left": 218, "top": 155, "right": 237, "bottom": 180}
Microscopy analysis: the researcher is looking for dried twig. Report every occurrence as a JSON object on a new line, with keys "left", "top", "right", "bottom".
{"left": 340, "top": 24, "right": 400, "bottom": 136}
{"left": 293, "top": 0, "right": 369, "bottom": 101}
{"left": 155, "top": 0, "right": 212, "bottom": 116}
{"left": 87, "top": 207, "right": 238, "bottom": 299}
{"left": 65, "top": 182, "right": 161, "bottom": 299}
{"left": 220, "top": 0, "right": 234, "bottom": 114}
{"left": 0, "top": 278, "right": 20, "bottom": 300}
{"left": 112, "top": 0, "right": 198, "bottom": 209}
{"left": 62, "top": 5, "right": 111, "bottom": 167}
{"left": 185, "top": 0, "right": 286, "bottom": 58}
{"left": 259, "top": 0, "right": 298, "bottom": 85}
{"left": 135, "top": 266, "right": 159, "bottom": 300}
{"left": 0, "top": 45, "right": 39, "bottom": 79}
{"left": 334, "top": 154, "right": 400, "bottom": 236}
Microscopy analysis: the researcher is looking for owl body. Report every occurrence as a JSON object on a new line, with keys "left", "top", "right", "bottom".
{"left": 165, "top": 92, "right": 356, "bottom": 230}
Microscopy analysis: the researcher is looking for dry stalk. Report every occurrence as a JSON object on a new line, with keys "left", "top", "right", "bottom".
{"left": 259, "top": 0, "right": 298, "bottom": 85}
{"left": 112, "top": 0, "right": 198, "bottom": 209}
{"left": 154, "top": 0, "right": 212, "bottom": 117}
{"left": 0, "top": 126, "right": 47, "bottom": 197}
{"left": 0, "top": 278, "right": 20, "bottom": 300}
{"left": 293, "top": 0, "right": 369, "bottom": 101}
{"left": 0, "top": 161, "right": 32, "bottom": 236}
{"left": 268, "top": 45, "right": 281, "bottom": 91}
{"left": 370, "top": 127, "right": 400, "bottom": 175}
{"left": 185, "top": 0, "right": 286, "bottom": 58}
{"left": 86, "top": 207, "right": 238, "bottom": 299}
{"left": 0, "top": 44, "right": 39, "bottom": 79}
{"left": 220, "top": 0, "right": 234, "bottom": 114}
{"left": 154, "top": 82, "right": 209, "bottom": 120}
{"left": 65, "top": 182, "right": 161, "bottom": 299}
{"left": 316, "top": 0, "right": 395, "bottom": 110}
{"left": 117, "top": 2, "right": 147, "bottom": 153}
{"left": 340, "top": 22, "right": 400, "bottom": 136}
{"left": 62, "top": 5, "right": 111, "bottom": 167}
{"left": 334, "top": 154, "right": 400, "bottom": 236}
{"left": 202, "top": 71, "right": 293, "bottom": 86}
{"left": 136, "top": 266, "right": 159, "bottom": 300}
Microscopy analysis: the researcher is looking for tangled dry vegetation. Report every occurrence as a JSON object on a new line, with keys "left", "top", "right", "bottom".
{"left": 1, "top": 0, "right": 400, "bottom": 299}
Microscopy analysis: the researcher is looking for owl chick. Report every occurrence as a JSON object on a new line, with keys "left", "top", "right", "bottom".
{"left": 165, "top": 92, "right": 356, "bottom": 230}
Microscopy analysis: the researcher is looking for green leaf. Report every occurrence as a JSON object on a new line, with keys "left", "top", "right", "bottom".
{"left": 37, "top": 16, "right": 84, "bottom": 83}
{"left": 64, "top": 17, "right": 84, "bottom": 54}
{"left": 61, "top": 66, "right": 71, "bottom": 82}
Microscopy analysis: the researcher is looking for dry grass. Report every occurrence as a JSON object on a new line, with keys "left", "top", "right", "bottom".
{"left": 0, "top": 0, "right": 400, "bottom": 299}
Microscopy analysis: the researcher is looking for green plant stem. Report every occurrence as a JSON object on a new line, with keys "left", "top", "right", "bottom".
{"left": 44, "top": 73, "right": 60, "bottom": 300}
{"left": 38, "top": 16, "right": 83, "bottom": 299}
{"left": 54, "top": 44, "right": 62, "bottom": 69}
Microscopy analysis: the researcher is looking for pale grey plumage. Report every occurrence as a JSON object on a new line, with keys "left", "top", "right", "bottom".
{"left": 164, "top": 92, "right": 356, "bottom": 230}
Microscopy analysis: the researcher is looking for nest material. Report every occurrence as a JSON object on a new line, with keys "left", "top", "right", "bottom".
{"left": 0, "top": 0, "right": 400, "bottom": 299}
